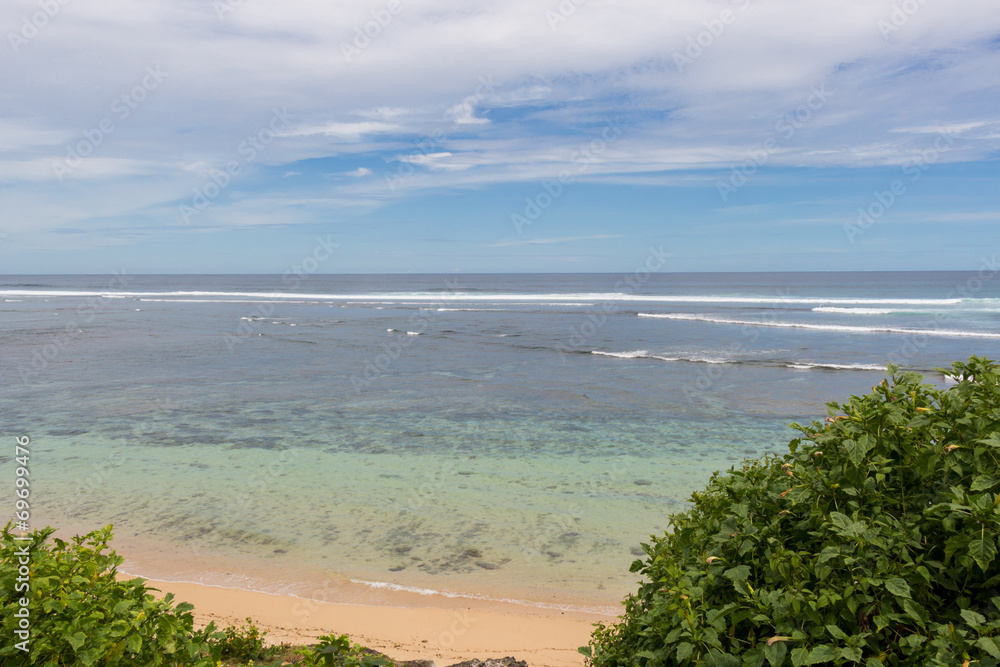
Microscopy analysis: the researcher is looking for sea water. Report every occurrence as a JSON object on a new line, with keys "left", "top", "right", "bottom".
{"left": 2, "top": 271, "right": 998, "bottom": 610}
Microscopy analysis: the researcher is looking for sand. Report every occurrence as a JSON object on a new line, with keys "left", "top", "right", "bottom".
{"left": 143, "top": 576, "right": 613, "bottom": 667}
{"left": 42, "top": 521, "right": 620, "bottom": 666}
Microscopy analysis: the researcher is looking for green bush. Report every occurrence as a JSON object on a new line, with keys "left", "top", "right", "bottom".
{"left": 213, "top": 616, "right": 269, "bottom": 663}
{"left": 0, "top": 523, "right": 218, "bottom": 666}
{"left": 585, "top": 356, "right": 1000, "bottom": 666}
{"left": 299, "top": 633, "right": 395, "bottom": 667}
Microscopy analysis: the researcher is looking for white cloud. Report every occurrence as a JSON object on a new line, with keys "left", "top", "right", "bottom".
{"left": 283, "top": 121, "right": 398, "bottom": 141}
{"left": 2, "top": 0, "right": 999, "bottom": 234}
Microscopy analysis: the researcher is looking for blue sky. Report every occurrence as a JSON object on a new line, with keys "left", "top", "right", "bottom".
{"left": 1, "top": 0, "right": 998, "bottom": 273}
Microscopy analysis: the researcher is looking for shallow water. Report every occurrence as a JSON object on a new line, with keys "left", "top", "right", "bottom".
{"left": 3, "top": 271, "right": 998, "bottom": 608}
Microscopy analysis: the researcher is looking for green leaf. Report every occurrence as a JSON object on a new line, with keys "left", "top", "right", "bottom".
{"left": 124, "top": 633, "right": 142, "bottom": 654}
{"left": 67, "top": 632, "right": 87, "bottom": 652}
{"left": 764, "top": 641, "right": 788, "bottom": 667}
{"left": 724, "top": 565, "right": 750, "bottom": 582}
{"left": 885, "top": 577, "right": 912, "bottom": 599}
{"left": 971, "top": 474, "right": 999, "bottom": 491}
{"left": 961, "top": 608, "right": 987, "bottom": 627}
{"left": 805, "top": 644, "right": 841, "bottom": 664}
{"left": 970, "top": 536, "right": 997, "bottom": 571}
{"left": 790, "top": 647, "right": 809, "bottom": 667}
{"left": 976, "top": 637, "right": 1000, "bottom": 659}
{"left": 675, "top": 642, "right": 694, "bottom": 662}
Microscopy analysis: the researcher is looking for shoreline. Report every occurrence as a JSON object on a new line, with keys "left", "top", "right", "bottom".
{"left": 136, "top": 575, "right": 612, "bottom": 667}
{"left": 42, "top": 518, "right": 625, "bottom": 614}
{"left": 42, "top": 520, "right": 620, "bottom": 665}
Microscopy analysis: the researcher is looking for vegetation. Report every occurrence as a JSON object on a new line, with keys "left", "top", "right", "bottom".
{"left": 0, "top": 523, "right": 397, "bottom": 666}
{"left": 585, "top": 356, "right": 1000, "bottom": 666}
{"left": 0, "top": 523, "right": 217, "bottom": 666}
{"left": 298, "top": 633, "right": 395, "bottom": 666}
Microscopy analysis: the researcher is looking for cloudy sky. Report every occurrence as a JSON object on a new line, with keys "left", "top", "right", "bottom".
{"left": 1, "top": 0, "right": 998, "bottom": 273}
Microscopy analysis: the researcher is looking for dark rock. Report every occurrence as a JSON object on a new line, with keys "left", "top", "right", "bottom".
{"left": 446, "top": 658, "right": 528, "bottom": 667}
{"left": 389, "top": 565, "right": 406, "bottom": 572}
{"left": 476, "top": 561, "right": 500, "bottom": 570}
{"left": 400, "top": 661, "right": 436, "bottom": 667}
{"left": 633, "top": 479, "right": 653, "bottom": 486}
{"left": 460, "top": 549, "right": 483, "bottom": 559}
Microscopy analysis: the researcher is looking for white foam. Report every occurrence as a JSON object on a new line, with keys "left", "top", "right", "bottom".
{"left": 591, "top": 350, "right": 732, "bottom": 364}
{"left": 0, "top": 289, "right": 975, "bottom": 306}
{"left": 786, "top": 362, "right": 886, "bottom": 371}
{"left": 591, "top": 350, "right": 651, "bottom": 359}
{"left": 812, "top": 307, "right": 896, "bottom": 315}
{"left": 638, "top": 313, "right": 1000, "bottom": 339}
{"left": 349, "top": 579, "right": 615, "bottom": 615}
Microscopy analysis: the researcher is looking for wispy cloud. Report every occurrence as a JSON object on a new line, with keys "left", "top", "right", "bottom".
{"left": 492, "top": 234, "right": 623, "bottom": 247}
{"left": 2, "top": 0, "right": 999, "bottom": 270}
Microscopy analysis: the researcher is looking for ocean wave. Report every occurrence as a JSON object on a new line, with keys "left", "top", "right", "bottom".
{"left": 638, "top": 313, "right": 1000, "bottom": 339}
{"left": 591, "top": 350, "right": 732, "bottom": 364}
{"left": 812, "top": 307, "right": 896, "bottom": 315}
{"left": 350, "top": 578, "right": 615, "bottom": 615}
{"left": 786, "top": 362, "right": 886, "bottom": 371}
{"left": 0, "top": 289, "right": 982, "bottom": 306}
{"left": 387, "top": 328, "right": 422, "bottom": 335}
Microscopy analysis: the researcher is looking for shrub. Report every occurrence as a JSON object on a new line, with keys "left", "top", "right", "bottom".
{"left": 299, "top": 633, "right": 395, "bottom": 667}
{"left": 213, "top": 616, "right": 269, "bottom": 663}
{"left": 585, "top": 356, "right": 1000, "bottom": 666}
{"left": 0, "top": 523, "right": 218, "bottom": 666}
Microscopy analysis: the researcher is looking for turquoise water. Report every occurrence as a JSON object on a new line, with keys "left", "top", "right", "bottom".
{"left": 24, "top": 400, "right": 794, "bottom": 607}
{"left": 3, "top": 272, "right": 998, "bottom": 608}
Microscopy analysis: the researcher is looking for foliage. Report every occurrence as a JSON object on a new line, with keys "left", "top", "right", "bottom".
{"left": 212, "top": 617, "right": 269, "bottom": 663}
{"left": 0, "top": 523, "right": 219, "bottom": 666}
{"left": 585, "top": 356, "right": 1000, "bottom": 666}
{"left": 298, "top": 633, "right": 395, "bottom": 667}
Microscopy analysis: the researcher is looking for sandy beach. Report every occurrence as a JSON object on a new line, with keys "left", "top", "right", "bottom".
{"left": 57, "top": 523, "right": 622, "bottom": 667}
{"left": 140, "top": 576, "right": 610, "bottom": 667}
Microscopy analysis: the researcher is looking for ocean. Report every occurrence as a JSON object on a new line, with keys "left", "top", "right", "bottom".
{"left": 2, "top": 271, "right": 999, "bottom": 612}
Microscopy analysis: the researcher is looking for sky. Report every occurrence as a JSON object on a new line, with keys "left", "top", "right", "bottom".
{"left": 1, "top": 0, "right": 998, "bottom": 274}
